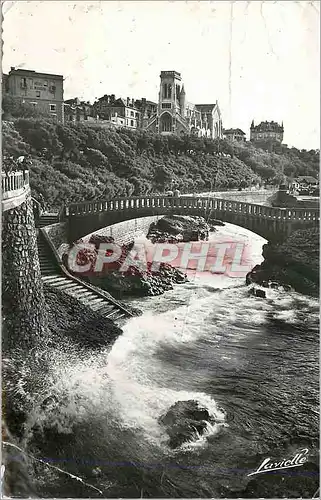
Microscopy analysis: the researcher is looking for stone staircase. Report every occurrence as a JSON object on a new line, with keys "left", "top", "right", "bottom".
{"left": 37, "top": 212, "right": 60, "bottom": 228}
{"left": 37, "top": 226, "right": 133, "bottom": 324}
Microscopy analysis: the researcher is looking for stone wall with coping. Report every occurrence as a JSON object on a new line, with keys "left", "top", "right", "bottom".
{"left": 42, "top": 222, "right": 68, "bottom": 256}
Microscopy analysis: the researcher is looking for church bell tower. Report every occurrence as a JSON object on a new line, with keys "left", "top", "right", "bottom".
{"left": 158, "top": 71, "right": 183, "bottom": 133}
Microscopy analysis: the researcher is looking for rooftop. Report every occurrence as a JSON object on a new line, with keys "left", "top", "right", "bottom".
{"left": 251, "top": 120, "right": 283, "bottom": 131}
{"left": 195, "top": 103, "right": 217, "bottom": 110}
{"left": 160, "top": 70, "right": 182, "bottom": 79}
{"left": 223, "top": 128, "right": 246, "bottom": 135}
{"left": 8, "top": 67, "right": 63, "bottom": 79}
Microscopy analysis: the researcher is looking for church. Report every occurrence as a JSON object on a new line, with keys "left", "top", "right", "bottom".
{"left": 143, "top": 71, "right": 223, "bottom": 139}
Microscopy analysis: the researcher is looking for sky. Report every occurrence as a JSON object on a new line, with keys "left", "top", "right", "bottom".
{"left": 2, "top": 1, "right": 320, "bottom": 149}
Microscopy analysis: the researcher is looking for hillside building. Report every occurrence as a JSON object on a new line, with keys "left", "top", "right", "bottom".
{"left": 134, "top": 98, "right": 158, "bottom": 128}
{"left": 64, "top": 98, "right": 93, "bottom": 123}
{"left": 92, "top": 95, "right": 143, "bottom": 129}
{"left": 145, "top": 71, "right": 223, "bottom": 138}
{"left": 223, "top": 128, "right": 246, "bottom": 142}
{"left": 92, "top": 70, "right": 223, "bottom": 137}
{"left": 4, "top": 67, "right": 64, "bottom": 122}
{"left": 250, "top": 120, "right": 284, "bottom": 143}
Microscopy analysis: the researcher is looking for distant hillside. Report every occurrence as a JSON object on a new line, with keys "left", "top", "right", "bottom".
{"left": 2, "top": 118, "right": 319, "bottom": 210}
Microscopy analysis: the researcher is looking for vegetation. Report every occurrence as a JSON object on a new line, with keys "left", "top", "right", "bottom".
{"left": 2, "top": 117, "right": 319, "bottom": 210}
{"left": 2, "top": 95, "right": 48, "bottom": 120}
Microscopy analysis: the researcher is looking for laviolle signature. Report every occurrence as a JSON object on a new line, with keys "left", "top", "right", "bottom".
{"left": 248, "top": 448, "right": 309, "bottom": 477}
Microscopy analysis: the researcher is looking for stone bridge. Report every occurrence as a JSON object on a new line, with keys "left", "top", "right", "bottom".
{"left": 66, "top": 195, "right": 319, "bottom": 244}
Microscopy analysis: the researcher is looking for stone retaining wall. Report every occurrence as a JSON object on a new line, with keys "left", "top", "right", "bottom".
{"left": 2, "top": 191, "right": 47, "bottom": 350}
{"left": 82, "top": 215, "right": 165, "bottom": 245}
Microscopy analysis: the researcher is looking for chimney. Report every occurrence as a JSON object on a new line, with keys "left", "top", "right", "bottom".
{"left": 127, "top": 97, "right": 130, "bottom": 106}
{"left": 10, "top": 66, "right": 15, "bottom": 71}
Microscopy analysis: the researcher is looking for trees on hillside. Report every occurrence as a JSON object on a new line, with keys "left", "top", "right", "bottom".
{"left": 2, "top": 95, "right": 48, "bottom": 120}
{"left": 2, "top": 118, "right": 319, "bottom": 209}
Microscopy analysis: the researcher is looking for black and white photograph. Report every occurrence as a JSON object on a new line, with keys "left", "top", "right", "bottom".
{"left": 1, "top": 1, "right": 320, "bottom": 498}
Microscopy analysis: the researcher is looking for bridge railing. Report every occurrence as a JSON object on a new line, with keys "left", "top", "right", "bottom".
{"left": 2, "top": 170, "right": 30, "bottom": 200}
{"left": 67, "top": 195, "right": 319, "bottom": 222}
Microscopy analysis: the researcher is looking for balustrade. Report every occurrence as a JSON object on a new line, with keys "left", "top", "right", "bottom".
{"left": 2, "top": 170, "right": 30, "bottom": 200}
{"left": 66, "top": 194, "right": 319, "bottom": 225}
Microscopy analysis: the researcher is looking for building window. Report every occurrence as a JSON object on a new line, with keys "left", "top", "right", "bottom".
{"left": 130, "top": 110, "right": 134, "bottom": 117}
{"left": 50, "top": 104, "right": 56, "bottom": 112}
{"left": 160, "top": 113, "right": 172, "bottom": 132}
{"left": 163, "top": 83, "right": 167, "bottom": 99}
{"left": 21, "top": 78, "right": 27, "bottom": 89}
{"left": 162, "top": 103, "right": 172, "bottom": 109}
{"left": 36, "top": 91, "right": 41, "bottom": 98}
{"left": 130, "top": 120, "right": 134, "bottom": 127}
{"left": 163, "top": 83, "right": 172, "bottom": 99}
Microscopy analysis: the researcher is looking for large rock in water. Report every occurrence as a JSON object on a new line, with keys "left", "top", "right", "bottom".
{"left": 147, "top": 215, "right": 210, "bottom": 243}
{"left": 246, "top": 227, "right": 319, "bottom": 297}
{"left": 159, "top": 400, "right": 216, "bottom": 449}
{"left": 88, "top": 262, "right": 188, "bottom": 298}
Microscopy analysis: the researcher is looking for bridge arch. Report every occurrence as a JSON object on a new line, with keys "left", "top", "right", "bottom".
{"left": 79, "top": 214, "right": 272, "bottom": 255}
{"left": 65, "top": 195, "right": 319, "bottom": 244}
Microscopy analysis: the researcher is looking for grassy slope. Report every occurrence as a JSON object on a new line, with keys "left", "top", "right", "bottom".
{"left": 3, "top": 119, "right": 319, "bottom": 210}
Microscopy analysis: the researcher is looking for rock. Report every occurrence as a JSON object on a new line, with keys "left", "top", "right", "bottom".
{"left": 64, "top": 232, "right": 189, "bottom": 299}
{"left": 246, "top": 227, "right": 319, "bottom": 297}
{"left": 159, "top": 400, "right": 215, "bottom": 449}
{"left": 248, "top": 287, "right": 266, "bottom": 298}
{"left": 208, "top": 218, "right": 225, "bottom": 230}
{"left": 255, "top": 288, "right": 266, "bottom": 298}
{"left": 43, "top": 284, "right": 123, "bottom": 349}
{"left": 88, "top": 233, "right": 115, "bottom": 250}
{"left": 87, "top": 262, "right": 188, "bottom": 299}
{"left": 147, "top": 215, "right": 210, "bottom": 243}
